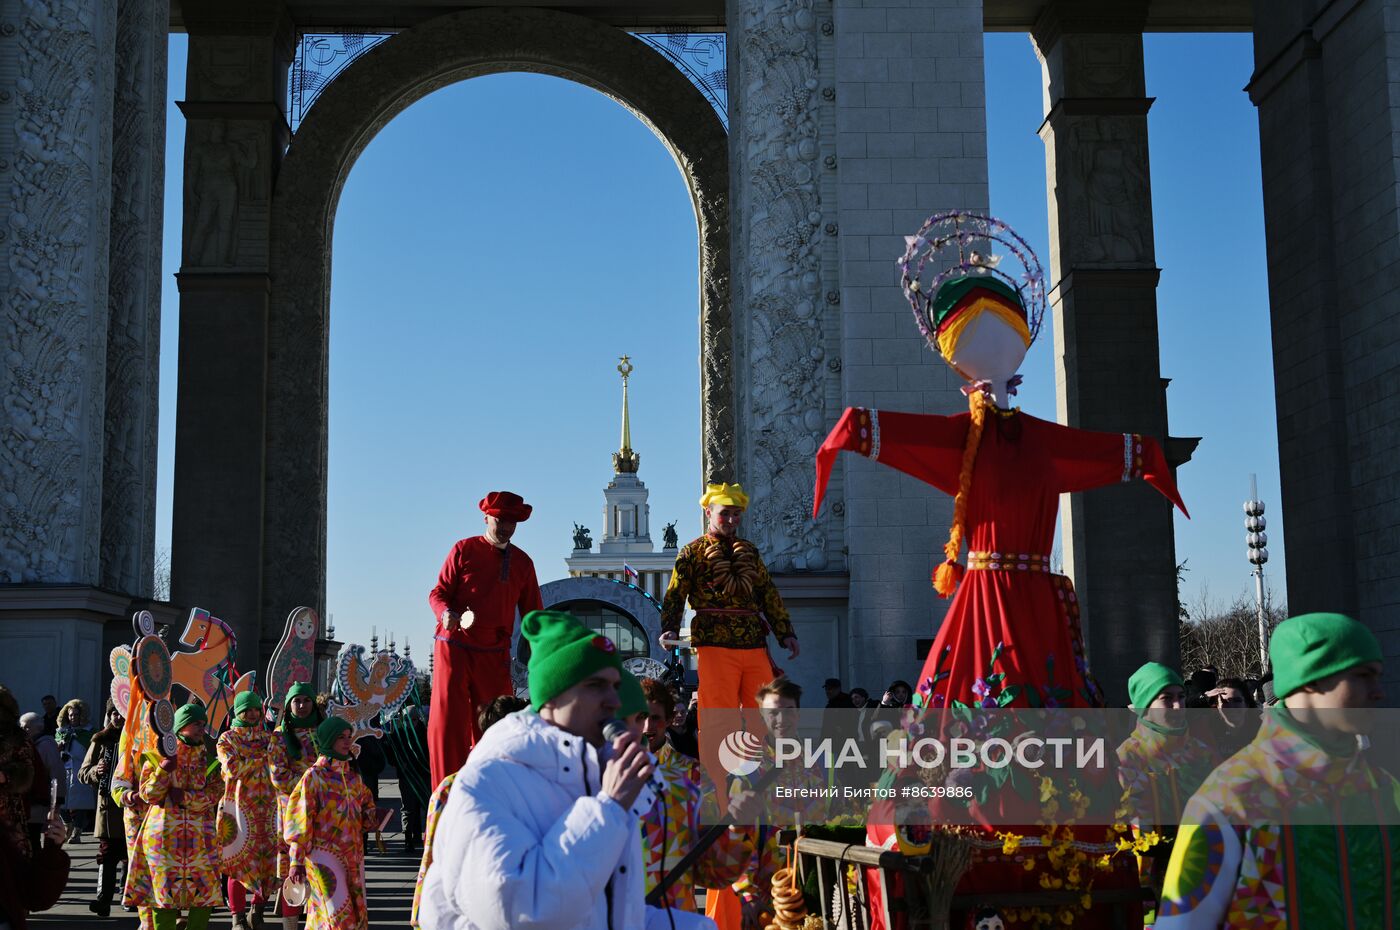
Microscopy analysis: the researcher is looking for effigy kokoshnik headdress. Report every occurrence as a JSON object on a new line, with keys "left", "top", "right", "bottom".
{"left": 896, "top": 211, "right": 1049, "bottom": 597}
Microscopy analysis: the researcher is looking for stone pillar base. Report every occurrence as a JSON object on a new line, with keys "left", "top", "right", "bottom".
{"left": 0, "top": 586, "right": 147, "bottom": 717}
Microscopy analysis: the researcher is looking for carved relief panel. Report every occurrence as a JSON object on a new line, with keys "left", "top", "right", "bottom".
{"left": 0, "top": 0, "right": 116, "bottom": 584}
{"left": 731, "top": 0, "right": 829, "bottom": 572}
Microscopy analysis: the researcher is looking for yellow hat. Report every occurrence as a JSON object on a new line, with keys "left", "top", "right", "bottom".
{"left": 700, "top": 482, "right": 749, "bottom": 509}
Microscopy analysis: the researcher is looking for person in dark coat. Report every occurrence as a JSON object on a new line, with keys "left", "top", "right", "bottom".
{"left": 0, "top": 812, "right": 70, "bottom": 930}
{"left": 78, "top": 699, "right": 126, "bottom": 916}
{"left": 823, "top": 678, "right": 855, "bottom": 708}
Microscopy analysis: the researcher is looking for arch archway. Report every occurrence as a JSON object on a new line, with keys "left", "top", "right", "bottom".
{"left": 261, "top": 8, "right": 732, "bottom": 643}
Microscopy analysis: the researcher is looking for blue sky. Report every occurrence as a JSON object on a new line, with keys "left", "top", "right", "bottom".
{"left": 156, "top": 31, "right": 1281, "bottom": 655}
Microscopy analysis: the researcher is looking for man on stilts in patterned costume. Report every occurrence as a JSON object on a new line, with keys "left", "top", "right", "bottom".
{"left": 659, "top": 483, "right": 800, "bottom": 729}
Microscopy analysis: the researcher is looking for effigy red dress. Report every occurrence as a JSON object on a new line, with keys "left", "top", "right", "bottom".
{"left": 815, "top": 405, "right": 1186, "bottom": 711}
{"left": 816, "top": 405, "right": 1188, "bottom": 928}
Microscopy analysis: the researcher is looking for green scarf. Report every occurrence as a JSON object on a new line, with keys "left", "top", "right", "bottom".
{"left": 280, "top": 683, "right": 322, "bottom": 761}
{"left": 1138, "top": 716, "right": 1187, "bottom": 738}
{"left": 316, "top": 717, "right": 354, "bottom": 762}
{"left": 232, "top": 692, "right": 264, "bottom": 728}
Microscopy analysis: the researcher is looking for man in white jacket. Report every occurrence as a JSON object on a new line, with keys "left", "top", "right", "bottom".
{"left": 419, "top": 610, "right": 717, "bottom": 930}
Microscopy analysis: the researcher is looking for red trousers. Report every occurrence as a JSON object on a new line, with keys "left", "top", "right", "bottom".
{"left": 429, "top": 639, "right": 512, "bottom": 791}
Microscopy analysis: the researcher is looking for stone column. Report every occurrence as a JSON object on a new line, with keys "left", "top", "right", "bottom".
{"left": 170, "top": 2, "right": 292, "bottom": 672}
{"left": 1034, "top": 2, "right": 1181, "bottom": 702}
{"left": 830, "top": 0, "right": 989, "bottom": 691}
{"left": 727, "top": 0, "right": 989, "bottom": 694}
{"left": 1247, "top": 0, "right": 1400, "bottom": 691}
{"left": 102, "top": 0, "right": 169, "bottom": 598}
{"left": 0, "top": 0, "right": 118, "bottom": 712}
{"left": 726, "top": 0, "right": 837, "bottom": 695}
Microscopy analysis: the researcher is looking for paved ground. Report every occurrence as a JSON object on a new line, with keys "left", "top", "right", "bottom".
{"left": 31, "top": 780, "right": 421, "bottom": 930}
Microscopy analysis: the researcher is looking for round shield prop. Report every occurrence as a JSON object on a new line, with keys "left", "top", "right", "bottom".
{"left": 134, "top": 635, "right": 173, "bottom": 700}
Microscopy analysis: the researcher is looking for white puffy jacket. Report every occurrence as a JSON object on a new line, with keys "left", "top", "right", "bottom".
{"left": 418, "top": 710, "right": 713, "bottom": 930}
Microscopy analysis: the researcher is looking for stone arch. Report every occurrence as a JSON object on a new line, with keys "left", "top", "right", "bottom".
{"left": 262, "top": 8, "right": 732, "bottom": 638}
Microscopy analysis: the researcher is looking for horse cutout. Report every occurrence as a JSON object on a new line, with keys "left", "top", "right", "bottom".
{"left": 170, "top": 607, "right": 257, "bottom": 732}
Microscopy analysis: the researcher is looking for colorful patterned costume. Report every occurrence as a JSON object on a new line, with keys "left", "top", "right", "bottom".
{"left": 661, "top": 529, "right": 798, "bottom": 742}
{"left": 1156, "top": 712, "right": 1400, "bottom": 928}
{"left": 705, "top": 743, "right": 829, "bottom": 930}
{"left": 1116, "top": 723, "right": 1217, "bottom": 838}
{"left": 641, "top": 743, "right": 751, "bottom": 912}
{"left": 410, "top": 773, "right": 456, "bottom": 928}
{"left": 110, "top": 727, "right": 156, "bottom": 930}
{"left": 123, "top": 743, "right": 224, "bottom": 911}
{"left": 272, "top": 724, "right": 318, "bottom": 878}
{"left": 661, "top": 534, "right": 796, "bottom": 654}
{"left": 217, "top": 726, "right": 284, "bottom": 896}
{"left": 1116, "top": 721, "right": 1219, "bottom": 918}
{"left": 284, "top": 757, "right": 379, "bottom": 930}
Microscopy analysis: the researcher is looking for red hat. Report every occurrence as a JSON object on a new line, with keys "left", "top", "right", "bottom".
{"left": 479, "top": 491, "right": 532, "bottom": 522}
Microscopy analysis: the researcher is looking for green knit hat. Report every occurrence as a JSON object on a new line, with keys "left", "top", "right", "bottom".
{"left": 285, "top": 681, "right": 315, "bottom": 705}
{"left": 1128, "top": 661, "right": 1183, "bottom": 714}
{"left": 522, "top": 610, "right": 621, "bottom": 712}
{"left": 1270, "top": 612, "right": 1382, "bottom": 698}
{"left": 618, "top": 669, "right": 648, "bottom": 718}
{"left": 234, "top": 691, "right": 263, "bottom": 715}
{"left": 173, "top": 702, "right": 207, "bottom": 731}
{"left": 315, "top": 715, "right": 353, "bottom": 756}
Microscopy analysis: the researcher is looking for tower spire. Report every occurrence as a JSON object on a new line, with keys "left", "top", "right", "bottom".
{"left": 613, "top": 356, "right": 640, "bottom": 474}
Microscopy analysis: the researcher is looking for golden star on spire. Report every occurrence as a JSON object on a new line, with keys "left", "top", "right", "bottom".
{"left": 613, "top": 355, "right": 640, "bottom": 474}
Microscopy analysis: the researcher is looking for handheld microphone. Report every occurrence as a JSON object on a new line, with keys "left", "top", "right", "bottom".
{"left": 599, "top": 717, "right": 666, "bottom": 800}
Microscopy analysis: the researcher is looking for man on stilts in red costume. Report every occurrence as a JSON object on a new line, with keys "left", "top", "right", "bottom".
{"left": 427, "top": 491, "right": 542, "bottom": 790}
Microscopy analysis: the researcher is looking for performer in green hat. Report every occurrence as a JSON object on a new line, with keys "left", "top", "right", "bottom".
{"left": 1157, "top": 612, "right": 1392, "bottom": 928}
{"left": 284, "top": 715, "right": 379, "bottom": 930}
{"left": 419, "top": 610, "right": 708, "bottom": 930}
{"left": 270, "top": 681, "right": 323, "bottom": 929}
{"left": 216, "top": 691, "right": 279, "bottom": 930}
{"left": 1115, "top": 662, "right": 1217, "bottom": 908}
{"left": 122, "top": 702, "right": 224, "bottom": 930}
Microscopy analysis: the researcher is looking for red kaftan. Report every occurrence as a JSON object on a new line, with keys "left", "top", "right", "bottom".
{"left": 815, "top": 407, "right": 1187, "bottom": 711}
{"left": 426, "top": 536, "right": 542, "bottom": 789}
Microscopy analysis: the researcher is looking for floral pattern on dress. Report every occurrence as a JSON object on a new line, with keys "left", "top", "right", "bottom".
{"left": 284, "top": 757, "right": 379, "bottom": 930}
{"left": 123, "top": 743, "right": 224, "bottom": 910}
{"left": 217, "top": 727, "right": 285, "bottom": 896}
{"left": 272, "top": 726, "right": 318, "bottom": 877}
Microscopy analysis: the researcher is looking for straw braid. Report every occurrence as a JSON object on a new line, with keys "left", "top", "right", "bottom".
{"left": 933, "top": 391, "right": 987, "bottom": 597}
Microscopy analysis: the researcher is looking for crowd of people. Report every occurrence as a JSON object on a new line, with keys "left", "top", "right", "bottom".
{"left": 0, "top": 485, "right": 1394, "bottom": 930}
{"left": 0, "top": 682, "right": 391, "bottom": 930}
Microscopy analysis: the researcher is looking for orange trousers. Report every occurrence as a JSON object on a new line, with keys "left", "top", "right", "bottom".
{"left": 696, "top": 646, "right": 774, "bottom": 715}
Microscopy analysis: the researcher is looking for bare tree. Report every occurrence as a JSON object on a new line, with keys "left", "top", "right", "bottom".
{"left": 153, "top": 547, "right": 171, "bottom": 602}
{"left": 1178, "top": 585, "right": 1286, "bottom": 679}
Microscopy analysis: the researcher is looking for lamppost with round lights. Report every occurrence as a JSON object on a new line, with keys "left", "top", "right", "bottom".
{"left": 1244, "top": 475, "right": 1270, "bottom": 674}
